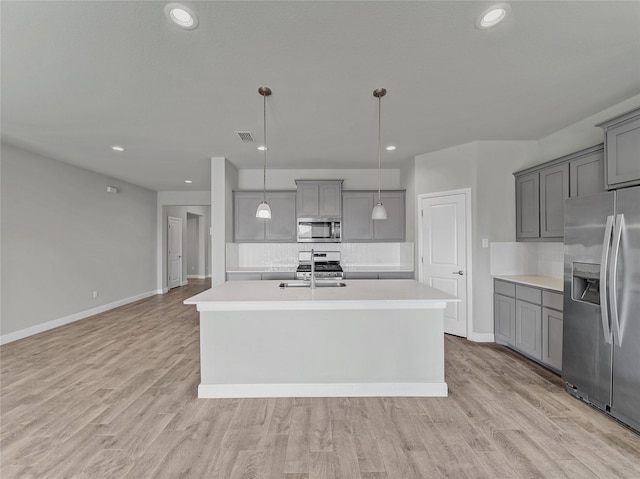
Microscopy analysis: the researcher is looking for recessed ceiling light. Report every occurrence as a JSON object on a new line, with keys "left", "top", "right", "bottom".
{"left": 184, "top": 180, "right": 193, "bottom": 184}
{"left": 165, "top": 3, "right": 198, "bottom": 30}
{"left": 476, "top": 3, "right": 511, "bottom": 29}
{"left": 111, "top": 145, "right": 125, "bottom": 152}
{"left": 385, "top": 145, "right": 396, "bottom": 151}
{"left": 257, "top": 145, "right": 267, "bottom": 151}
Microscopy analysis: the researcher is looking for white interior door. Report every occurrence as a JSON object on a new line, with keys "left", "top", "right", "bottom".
{"left": 168, "top": 216, "right": 183, "bottom": 289}
{"left": 419, "top": 191, "right": 469, "bottom": 337}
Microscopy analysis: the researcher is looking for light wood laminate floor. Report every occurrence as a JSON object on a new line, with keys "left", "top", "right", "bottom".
{"left": 1, "top": 279, "right": 639, "bottom": 478}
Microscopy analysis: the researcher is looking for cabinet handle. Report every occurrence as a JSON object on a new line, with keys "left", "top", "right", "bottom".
{"left": 453, "top": 270, "right": 464, "bottom": 275}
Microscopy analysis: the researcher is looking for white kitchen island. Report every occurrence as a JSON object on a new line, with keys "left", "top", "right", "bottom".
{"left": 184, "top": 279, "right": 458, "bottom": 399}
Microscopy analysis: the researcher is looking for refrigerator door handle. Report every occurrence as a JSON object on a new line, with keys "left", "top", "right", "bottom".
{"left": 600, "top": 215, "right": 614, "bottom": 344}
{"left": 609, "top": 214, "right": 624, "bottom": 346}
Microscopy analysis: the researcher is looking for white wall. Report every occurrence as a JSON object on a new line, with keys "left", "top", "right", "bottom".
{"left": 1, "top": 143, "right": 157, "bottom": 340}
{"left": 538, "top": 94, "right": 640, "bottom": 164}
{"left": 238, "top": 168, "right": 400, "bottom": 190}
{"left": 412, "top": 140, "right": 538, "bottom": 338}
{"left": 211, "top": 157, "right": 238, "bottom": 286}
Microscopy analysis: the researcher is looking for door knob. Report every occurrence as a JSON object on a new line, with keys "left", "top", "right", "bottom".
{"left": 453, "top": 270, "right": 464, "bottom": 275}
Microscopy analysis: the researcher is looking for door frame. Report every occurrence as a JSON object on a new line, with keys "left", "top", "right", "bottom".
{"left": 168, "top": 215, "right": 183, "bottom": 290}
{"left": 417, "top": 188, "right": 473, "bottom": 339}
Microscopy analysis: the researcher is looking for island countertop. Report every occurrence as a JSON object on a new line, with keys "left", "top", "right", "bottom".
{"left": 185, "top": 279, "right": 459, "bottom": 312}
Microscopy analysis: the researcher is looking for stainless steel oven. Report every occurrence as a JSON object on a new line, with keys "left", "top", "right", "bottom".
{"left": 297, "top": 218, "right": 341, "bottom": 243}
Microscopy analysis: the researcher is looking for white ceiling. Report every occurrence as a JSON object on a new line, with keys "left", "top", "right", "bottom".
{"left": 2, "top": 1, "right": 639, "bottom": 192}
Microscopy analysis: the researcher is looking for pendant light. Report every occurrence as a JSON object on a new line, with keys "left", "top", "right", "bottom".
{"left": 371, "top": 88, "right": 388, "bottom": 220}
{"left": 256, "top": 86, "right": 272, "bottom": 219}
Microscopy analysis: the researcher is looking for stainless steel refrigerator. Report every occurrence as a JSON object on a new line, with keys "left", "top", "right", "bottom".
{"left": 563, "top": 185, "right": 640, "bottom": 433}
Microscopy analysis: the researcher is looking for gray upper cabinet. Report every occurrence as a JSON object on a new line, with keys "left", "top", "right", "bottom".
{"left": 234, "top": 191, "right": 265, "bottom": 242}
{"left": 342, "top": 190, "right": 405, "bottom": 242}
{"left": 539, "top": 163, "right": 569, "bottom": 238}
{"left": 342, "top": 191, "right": 374, "bottom": 241}
{"left": 515, "top": 172, "right": 540, "bottom": 240}
{"left": 374, "top": 191, "right": 405, "bottom": 241}
{"left": 515, "top": 144, "right": 605, "bottom": 241}
{"left": 569, "top": 145, "right": 605, "bottom": 198}
{"left": 597, "top": 108, "right": 640, "bottom": 190}
{"left": 233, "top": 191, "right": 296, "bottom": 242}
{"left": 265, "top": 192, "right": 297, "bottom": 241}
{"left": 295, "top": 180, "right": 342, "bottom": 217}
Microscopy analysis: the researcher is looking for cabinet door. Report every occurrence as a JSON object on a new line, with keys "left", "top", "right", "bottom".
{"left": 570, "top": 148, "right": 605, "bottom": 198}
{"left": 516, "top": 172, "right": 540, "bottom": 240}
{"left": 342, "top": 192, "right": 374, "bottom": 241}
{"left": 373, "top": 191, "right": 405, "bottom": 241}
{"left": 318, "top": 183, "right": 342, "bottom": 217}
{"left": 227, "top": 272, "right": 262, "bottom": 281}
{"left": 606, "top": 116, "right": 640, "bottom": 188}
{"left": 495, "top": 294, "right": 516, "bottom": 345}
{"left": 265, "top": 192, "right": 296, "bottom": 242}
{"left": 234, "top": 192, "right": 265, "bottom": 242}
{"left": 378, "top": 272, "right": 414, "bottom": 279}
{"left": 542, "top": 307, "right": 563, "bottom": 371}
{"left": 344, "top": 272, "right": 378, "bottom": 279}
{"left": 515, "top": 300, "right": 542, "bottom": 360}
{"left": 540, "top": 163, "right": 568, "bottom": 238}
{"left": 296, "top": 183, "right": 320, "bottom": 217}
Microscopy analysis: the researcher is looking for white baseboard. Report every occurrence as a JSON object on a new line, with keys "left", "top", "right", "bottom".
{"left": 468, "top": 332, "right": 495, "bottom": 343}
{"left": 198, "top": 382, "right": 448, "bottom": 399}
{"left": 0, "top": 289, "right": 161, "bottom": 345}
{"left": 187, "top": 275, "right": 206, "bottom": 279}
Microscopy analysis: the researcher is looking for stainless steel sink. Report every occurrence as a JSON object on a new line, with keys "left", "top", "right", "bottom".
{"left": 279, "top": 281, "right": 346, "bottom": 288}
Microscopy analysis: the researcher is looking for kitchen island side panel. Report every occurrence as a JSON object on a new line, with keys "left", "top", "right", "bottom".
{"left": 198, "top": 308, "right": 445, "bottom": 397}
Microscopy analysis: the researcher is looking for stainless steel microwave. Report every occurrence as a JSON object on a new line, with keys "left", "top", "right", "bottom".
{"left": 297, "top": 218, "right": 341, "bottom": 243}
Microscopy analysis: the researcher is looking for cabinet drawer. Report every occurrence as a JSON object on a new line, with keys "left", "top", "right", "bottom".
{"left": 542, "top": 291, "right": 563, "bottom": 311}
{"left": 516, "top": 284, "right": 541, "bottom": 304}
{"left": 495, "top": 280, "right": 515, "bottom": 297}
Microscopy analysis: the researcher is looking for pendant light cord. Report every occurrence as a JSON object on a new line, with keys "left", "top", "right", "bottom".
{"left": 377, "top": 94, "right": 382, "bottom": 202}
{"left": 263, "top": 92, "right": 267, "bottom": 203}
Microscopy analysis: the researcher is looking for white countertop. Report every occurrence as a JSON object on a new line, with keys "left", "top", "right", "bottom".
{"left": 185, "top": 279, "right": 458, "bottom": 311}
{"left": 493, "top": 275, "right": 563, "bottom": 292}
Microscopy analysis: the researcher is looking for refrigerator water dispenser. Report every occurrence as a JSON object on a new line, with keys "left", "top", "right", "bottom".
{"left": 572, "top": 262, "right": 601, "bottom": 305}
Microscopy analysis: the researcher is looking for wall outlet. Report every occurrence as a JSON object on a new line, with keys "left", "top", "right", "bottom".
{"left": 482, "top": 238, "right": 489, "bottom": 248}
{"left": 93, "top": 290, "right": 99, "bottom": 299}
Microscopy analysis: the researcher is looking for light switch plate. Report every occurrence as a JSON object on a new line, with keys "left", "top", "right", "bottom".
{"left": 482, "top": 238, "right": 489, "bottom": 248}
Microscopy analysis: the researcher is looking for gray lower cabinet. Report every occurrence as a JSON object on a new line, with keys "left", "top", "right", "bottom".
{"left": 515, "top": 299, "right": 542, "bottom": 361}
{"left": 542, "top": 307, "right": 563, "bottom": 371}
{"left": 342, "top": 190, "right": 405, "bottom": 242}
{"left": 597, "top": 108, "right": 640, "bottom": 189}
{"left": 227, "top": 272, "right": 295, "bottom": 281}
{"left": 344, "top": 271, "right": 413, "bottom": 280}
{"left": 226, "top": 272, "right": 262, "bottom": 281}
{"left": 494, "top": 293, "right": 516, "bottom": 345}
{"left": 494, "top": 279, "right": 562, "bottom": 371}
{"left": 233, "top": 191, "right": 296, "bottom": 242}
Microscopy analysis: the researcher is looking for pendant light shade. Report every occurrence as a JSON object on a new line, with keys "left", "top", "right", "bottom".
{"left": 372, "top": 88, "right": 388, "bottom": 220}
{"left": 372, "top": 201, "right": 387, "bottom": 220}
{"left": 256, "top": 201, "right": 271, "bottom": 218}
{"left": 256, "top": 86, "right": 272, "bottom": 219}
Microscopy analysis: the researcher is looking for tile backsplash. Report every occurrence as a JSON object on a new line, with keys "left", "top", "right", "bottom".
{"left": 490, "top": 242, "right": 564, "bottom": 278}
{"left": 227, "top": 242, "right": 414, "bottom": 270}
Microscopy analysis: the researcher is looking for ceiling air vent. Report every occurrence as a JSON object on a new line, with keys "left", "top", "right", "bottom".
{"left": 235, "top": 131, "right": 255, "bottom": 142}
